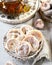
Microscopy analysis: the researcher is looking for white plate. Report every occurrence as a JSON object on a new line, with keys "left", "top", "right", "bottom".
{"left": 0, "top": 23, "right": 51, "bottom": 65}
{"left": 0, "top": 0, "right": 39, "bottom": 24}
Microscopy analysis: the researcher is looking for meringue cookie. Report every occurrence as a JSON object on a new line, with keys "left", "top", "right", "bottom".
{"left": 15, "top": 41, "right": 32, "bottom": 58}
{"left": 20, "top": 25, "right": 33, "bottom": 35}
{"left": 23, "top": 35, "right": 39, "bottom": 52}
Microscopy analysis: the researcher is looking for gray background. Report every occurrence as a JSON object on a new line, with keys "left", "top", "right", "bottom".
{"left": 0, "top": 12, "right": 52, "bottom": 65}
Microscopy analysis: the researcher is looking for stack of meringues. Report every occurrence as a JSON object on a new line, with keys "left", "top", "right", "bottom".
{"left": 39, "top": 0, "right": 52, "bottom": 22}
{"left": 4, "top": 25, "right": 43, "bottom": 60}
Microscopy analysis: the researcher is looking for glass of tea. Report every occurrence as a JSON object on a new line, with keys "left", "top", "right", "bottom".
{"left": 0, "top": 0, "right": 25, "bottom": 16}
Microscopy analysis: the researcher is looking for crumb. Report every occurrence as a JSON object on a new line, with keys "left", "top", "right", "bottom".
{"left": 5, "top": 61, "right": 15, "bottom": 65}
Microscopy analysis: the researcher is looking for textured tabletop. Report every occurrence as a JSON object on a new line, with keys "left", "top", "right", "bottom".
{"left": 0, "top": 12, "right": 52, "bottom": 65}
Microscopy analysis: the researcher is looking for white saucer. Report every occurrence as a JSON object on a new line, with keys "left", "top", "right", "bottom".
{"left": 0, "top": 0, "right": 39, "bottom": 24}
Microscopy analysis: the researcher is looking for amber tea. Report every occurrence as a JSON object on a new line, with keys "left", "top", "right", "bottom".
{"left": 0, "top": 0, "right": 24, "bottom": 15}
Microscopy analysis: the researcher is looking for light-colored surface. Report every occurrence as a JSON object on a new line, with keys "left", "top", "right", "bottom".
{"left": 0, "top": 12, "right": 52, "bottom": 65}
{"left": 0, "top": 21, "right": 52, "bottom": 65}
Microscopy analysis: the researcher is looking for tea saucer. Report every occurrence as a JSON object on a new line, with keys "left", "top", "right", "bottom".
{"left": 0, "top": 0, "right": 39, "bottom": 24}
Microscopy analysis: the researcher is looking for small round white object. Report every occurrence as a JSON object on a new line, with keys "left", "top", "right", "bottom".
{"left": 40, "top": 2, "right": 50, "bottom": 11}
{"left": 34, "top": 19, "right": 44, "bottom": 29}
{"left": 5, "top": 61, "right": 15, "bottom": 65}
